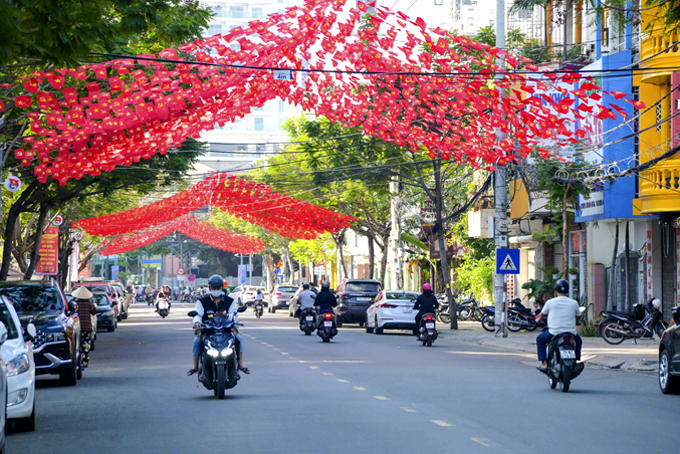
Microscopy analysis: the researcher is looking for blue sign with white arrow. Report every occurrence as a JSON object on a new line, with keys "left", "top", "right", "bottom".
{"left": 496, "top": 248, "right": 520, "bottom": 275}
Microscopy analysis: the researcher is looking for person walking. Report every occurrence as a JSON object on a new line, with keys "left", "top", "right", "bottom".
{"left": 72, "top": 286, "right": 97, "bottom": 370}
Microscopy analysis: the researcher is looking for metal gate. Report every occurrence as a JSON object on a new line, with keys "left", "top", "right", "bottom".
{"left": 661, "top": 223, "right": 676, "bottom": 321}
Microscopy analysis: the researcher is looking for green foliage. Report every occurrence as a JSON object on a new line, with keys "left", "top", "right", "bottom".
{"left": 450, "top": 212, "right": 494, "bottom": 261}
{"left": 521, "top": 270, "right": 557, "bottom": 303}
{"left": 289, "top": 233, "right": 336, "bottom": 264}
{"left": 532, "top": 224, "right": 559, "bottom": 244}
{"left": 580, "top": 320, "right": 599, "bottom": 337}
{"left": 455, "top": 256, "right": 494, "bottom": 302}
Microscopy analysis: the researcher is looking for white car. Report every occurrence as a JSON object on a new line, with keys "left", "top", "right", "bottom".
{"left": 229, "top": 286, "right": 245, "bottom": 306}
{"left": 365, "top": 290, "right": 421, "bottom": 334}
{"left": 0, "top": 295, "right": 36, "bottom": 431}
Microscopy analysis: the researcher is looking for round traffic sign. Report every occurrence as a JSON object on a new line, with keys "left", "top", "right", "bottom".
{"left": 53, "top": 215, "right": 64, "bottom": 226}
{"left": 187, "top": 274, "right": 196, "bottom": 282}
{"left": 177, "top": 267, "right": 186, "bottom": 275}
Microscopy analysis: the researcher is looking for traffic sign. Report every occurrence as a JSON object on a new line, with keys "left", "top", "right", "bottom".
{"left": 277, "top": 260, "right": 283, "bottom": 268}
{"left": 53, "top": 215, "right": 64, "bottom": 226}
{"left": 188, "top": 274, "right": 196, "bottom": 282}
{"left": 496, "top": 249, "right": 520, "bottom": 274}
{"left": 177, "top": 267, "right": 186, "bottom": 275}
{"left": 276, "top": 268, "right": 284, "bottom": 278}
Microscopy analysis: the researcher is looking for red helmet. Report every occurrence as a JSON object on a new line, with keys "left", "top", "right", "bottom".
{"left": 423, "top": 283, "right": 432, "bottom": 291}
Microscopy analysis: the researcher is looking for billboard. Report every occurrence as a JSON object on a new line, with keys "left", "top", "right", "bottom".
{"left": 36, "top": 227, "right": 59, "bottom": 276}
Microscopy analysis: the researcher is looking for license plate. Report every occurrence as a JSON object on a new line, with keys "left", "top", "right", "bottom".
{"left": 324, "top": 321, "right": 333, "bottom": 327}
{"left": 306, "top": 316, "right": 313, "bottom": 321}
{"left": 559, "top": 348, "right": 576, "bottom": 359}
{"left": 403, "top": 307, "right": 412, "bottom": 313}
{"left": 357, "top": 297, "right": 371, "bottom": 301}
{"left": 426, "top": 323, "right": 435, "bottom": 329}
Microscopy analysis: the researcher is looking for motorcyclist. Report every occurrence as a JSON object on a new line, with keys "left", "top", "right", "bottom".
{"left": 295, "top": 283, "right": 316, "bottom": 318}
{"left": 155, "top": 291, "right": 171, "bottom": 313}
{"left": 535, "top": 279, "right": 583, "bottom": 372}
{"left": 309, "top": 282, "right": 318, "bottom": 295}
{"left": 182, "top": 286, "right": 191, "bottom": 301}
{"left": 313, "top": 281, "right": 337, "bottom": 327}
{"left": 254, "top": 289, "right": 264, "bottom": 312}
{"left": 188, "top": 274, "right": 249, "bottom": 378}
{"left": 413, "top": 283, "right": 439, "bottom": 335}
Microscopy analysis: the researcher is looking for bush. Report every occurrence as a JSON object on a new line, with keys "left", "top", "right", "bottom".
{"left": 581, "top": 320, "right": 599, "bottom": 337}
{"left": 455, "top": 256, "right": 494, "bottom": 303}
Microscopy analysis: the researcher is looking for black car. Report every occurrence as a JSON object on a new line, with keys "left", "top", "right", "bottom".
{"left": 659, "top": 306, "right": 680, "bottom": 394}
{"left": 92, "top": 292, "right": 118, "bottom": 332}
{"left": 334, "top": 279, "right": 382, "bottom": 327}
{"left": 0, "top": 281, "right": 81, "bottom": 386}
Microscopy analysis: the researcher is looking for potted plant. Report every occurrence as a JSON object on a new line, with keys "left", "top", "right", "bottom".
{"left": 568, "top": 267, "right": 579, "bottom": 279}
{"left": 545, "top": 266, "right": 559, "bottom": 280}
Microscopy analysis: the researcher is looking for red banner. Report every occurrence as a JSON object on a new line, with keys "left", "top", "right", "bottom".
{"left": 36, "top": 226, "right": 59, "bottom": 275}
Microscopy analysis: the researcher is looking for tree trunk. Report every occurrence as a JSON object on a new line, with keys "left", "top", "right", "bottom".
{"left": 367, "top": 233, "right": 375, "bottom": 280}
{"left": 334, "top": 230, "right": 349, "bottom": 280}
{"left": 624, "top": 221, "right": 631, "bottom": 312}
{"left": 562, "top": 184, "right": 571, "bottom": 277}
{"left": 265, "top": 255, "right": 276, "bottom": 291}
{"left": 283, "top": 248, "right": 294, "bottom": 284}
{"left": 433, "top": 157, "right": 457, "bottom": 329}
{"left": 0, "top": 182, "right": 41, "bottom": 280}
{"left": 24, "top": 202, "right": 51, "bottom": 280}
{"left": 607, "top": 221, "right": 619, "bottom": 311}
{"left": 379, "top": 243, "right": 389, "bottom": 287}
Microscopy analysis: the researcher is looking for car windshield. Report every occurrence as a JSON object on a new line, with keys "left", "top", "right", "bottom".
{"left": 386, "top": 292, "right": 420, "bottom": 300}
{"left": 345, "top": 282, "right": 380, "bottom": 292}
{"left": 81, "top": 285, "right": 110, "bottom": 294}
{"left": 92, "top": 293, "right": 111, "bottom": 307}
{"left": 0, "top": 300, "right": 19, "bottom": 339}
{"left": 278, "top": 286, "right": 298, "bottom": 293}
{"left": 0, "top": 285, "right": 64, "bottom": 313}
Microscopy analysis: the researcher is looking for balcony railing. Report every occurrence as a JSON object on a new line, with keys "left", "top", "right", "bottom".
{"left": 640, "top": 28, "right": 680, "bottom": 63}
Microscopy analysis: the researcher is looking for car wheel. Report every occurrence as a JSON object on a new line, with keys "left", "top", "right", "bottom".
{"left": 336, "top": 318, "right": 343, "bottom": 328}
{"left": 15, "top": 400, "right": 36, "bottom": 432}
{"left": 271, "top": 307, "right": 276, "bottom": 314}
{"left": 365, "top": 316, "right": 374, "bottom": 333}
{"left": 108, "top": 325, "right": 115, "bottom": 332}
{"left": 122, "top": 310, "right": 128, "bottom": 320}
{"left": 659, "top": 350, "right": 680, "bottom": 394}
{"left": 117, "top": 313, "right": 122, "bottom": 323}
{"left": 59, "top": 350, "right": 78, "bottom": 387}
{"left": 359, "top": 321, "right": 364, "bottom": 327}
{"left": 374, "top": 317, "right": 383, "bottom": 334}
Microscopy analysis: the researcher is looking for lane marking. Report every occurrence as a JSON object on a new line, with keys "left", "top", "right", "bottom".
{"left": 373, "top": 396, "right": 390, "bottom": 401}
{"left": 298, "top": 361, "right": 308, "bottom": 363}
{"left": 337, "top": 379, "right": 350, "bottom": 383}
{"left": 353, "top": 387, "right": 367, "bottom": 391}
{"left": 289, "top": 357, "right": 298, "bottom": 360}
{"left": 309, "top": 366, "right": 319, "bottom": 370}
{"left": 431, "top": 420, "right": 453, "bottom": 427}
{"left": 280, "top": 352, "right": 289, "bottom": 355}
{"left": 446, "top": 351, "right": 532, "bottom": 358}
{"left": 322, "top": 372, "right": 333, "bottom": 376}
{"left": 401, "top": 407, "right": 417, "bottom": 413}
{"left": 471, "top": 438, "right": 492, "bottom": 447}
{"left": 260, "top": 342, "right": 267, "bottom": 345}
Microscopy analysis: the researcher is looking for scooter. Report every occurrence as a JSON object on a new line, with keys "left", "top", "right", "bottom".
{"left": 158, "top": 298, "right": 170, "bottom": 318}
{"left": 254, "top": 301, "right": 264, "bottom": 319}
{"left": 317, "top": 312, "right": 337, "bottom": 343}
{"left": 417, "top": 313, "right": 438, "bottom": 346}
{"left": 600, "top": 298, "right": 669, "bottom": 344}
{"left": 187, "top": 306, "right": 247, "bottom": 400}
{"left": 539, "top": 332, "right": 584, "bottom": 392}
{"left": 300, "top": 307, "right": 317, "bottom": 335}
{"left": 480, "top": 306, "right": 496, "bottom": 332}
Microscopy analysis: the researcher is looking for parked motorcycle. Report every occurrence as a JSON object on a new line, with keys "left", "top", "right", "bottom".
{"left": 507, "top": 299, "right": 545, "bottom": 332}
{"left": 157, "top": 298, "right": 170, "bottom": 318}
{"left": 300, "top": 307, "right": 317, "bottom": 336}
{"left": 317, "top": 312, "right": 337, "bottom": 343}
{"left": 187, "top": 306, "right": 247, "bottom": 399}
{"left": 437, "top": 302, "right": 451, "bottom": 324}
{"left": 254, "top": 301, "right": 263, "bottom": 319}
{"left": 538, "top": 332, "right": 584, "bottom": 392}
{"left": 417, "top": 313, "right": 438, "bottom": 346}
{"left": 480, "top": 306, "right": 496, "bottom": 332}
{"left": 457, "top": 294, "right": 481, "bottom": 321}
{"left": 600, "top": 298, "right": 668, "bottom": 345}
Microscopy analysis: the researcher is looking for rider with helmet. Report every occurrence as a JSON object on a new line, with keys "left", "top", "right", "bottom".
{"left": 295, "top": 283, "right": 316, "bottom": 318}
{"left": 313, "top": 281, "right": 337, "bottom": 327}
{"left": 535, "top": 279, "right": 583, "bottom": 371}
{"left": 413, "top": 283, "right": 440, "bottom": 335}
{"left": 188, "top": 274, "right": 249, "bottom": 378}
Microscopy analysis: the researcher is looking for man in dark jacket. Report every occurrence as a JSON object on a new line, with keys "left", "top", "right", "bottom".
{"left": 314, "top": 281, "right": 337, "bottom": 313}
{"left": 413, "top": 283, "right": 439, "bottom": 335}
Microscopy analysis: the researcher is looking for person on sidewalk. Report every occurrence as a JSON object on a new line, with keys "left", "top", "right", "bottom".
{"left": 72, "top": 286, "right": 97, "bottom": 370}
{"left": 413, "top": 283, "right": 439, "bottom": 336}
{"left": 535, "top": 279, "right": 582, "bottom": 372}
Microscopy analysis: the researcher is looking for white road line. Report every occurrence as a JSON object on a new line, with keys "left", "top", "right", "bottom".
{"left": 471, "top": 438, "right": 492, "bottom": 447}
{"left": 431, "top": 420, "right": 452, "bottom": 427}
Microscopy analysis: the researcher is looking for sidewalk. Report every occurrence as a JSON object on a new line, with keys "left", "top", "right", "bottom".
{"left": 438, "top": 322, "right": 660, "bottom": 372}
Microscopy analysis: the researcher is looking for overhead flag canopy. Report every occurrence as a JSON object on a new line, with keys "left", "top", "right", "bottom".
{"left": 4, "top": 0, "right": 637, "bottom": 185}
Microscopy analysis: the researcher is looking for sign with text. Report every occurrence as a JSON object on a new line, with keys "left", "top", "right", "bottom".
{"left": 36, "top": 227, "right": 59, "bottom": 275}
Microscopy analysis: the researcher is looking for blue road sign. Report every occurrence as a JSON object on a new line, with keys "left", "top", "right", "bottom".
{"left": 496, "top": 249, "right": 520, "bottom": 275}
{"left": 276, "top": 267, "right": 284, "bottom": 278}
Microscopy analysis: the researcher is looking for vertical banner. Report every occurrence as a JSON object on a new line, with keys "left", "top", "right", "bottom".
{"left": 36, "top": 226, "right": 59, "bottom": 276}
{"left": 238, "top": 265, "right": 247, "bottom": 286}
{"left": 69, "top": 241, "right": 80, "bottom": 284}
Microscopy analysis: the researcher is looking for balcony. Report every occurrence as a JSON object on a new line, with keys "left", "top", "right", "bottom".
{"left": 640, "top": 28, "right": 680, "bottom": 85}
{"left": 638, "top": 154, "right": 680, "bottom": 213}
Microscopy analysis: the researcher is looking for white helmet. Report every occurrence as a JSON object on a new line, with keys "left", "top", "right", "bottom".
{"left": 651, "top": 298, "right": 662, "bottom": 309}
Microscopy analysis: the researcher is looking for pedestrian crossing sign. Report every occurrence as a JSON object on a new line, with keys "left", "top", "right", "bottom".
{"left": 496, "top": 248, "right": 520, "bottom": 274}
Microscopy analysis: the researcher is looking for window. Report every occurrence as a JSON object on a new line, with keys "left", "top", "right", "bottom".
{"left": 656, "top": 103, "right": 662, "bottom": 132}
{"left": 345, "top": 282, "right": 380, "bottom": 292}
{"left": 0, "top": 285, "right": 65, "bottom": 313}
{"left": 0, "top": 299, "right": 19, "bottom": 339}
{"left": 207, "top": 24, "right": 223, "bottom": 36}
{"left": 254, "top": 117, "right": 264, "bottom": 130}
{"left": 278, "top": 100, "right": 285, "bottom": 112}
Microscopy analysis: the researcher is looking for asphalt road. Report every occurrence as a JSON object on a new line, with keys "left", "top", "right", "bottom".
{"left": 9, "top": 304, "right": 677, "bottom": 454}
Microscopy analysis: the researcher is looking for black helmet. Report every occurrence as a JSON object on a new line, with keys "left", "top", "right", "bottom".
{"left": 321, "top": 281, "right": 330, "bottom": 288}
{"left": 208, "top": 274, "right": 224, "bottom": 288}
{"left": 555, "top": 279, "right": 569, "bottom": 294}
{"left": 303, "top": 284, "right": 310, "bottom": 290}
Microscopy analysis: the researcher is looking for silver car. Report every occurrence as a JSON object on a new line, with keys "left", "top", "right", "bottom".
{"left": 269, "top": 285, "right": 299, "bottom": 313}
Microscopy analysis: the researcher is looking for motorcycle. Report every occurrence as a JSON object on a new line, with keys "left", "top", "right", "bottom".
{"left": 600, "top": 298, "right": 668, "bottom": 344}
{"left": 157, "top": 298, "right": 170, "bottom": 318}
{"left": 146, "top": 294, "right": 155, "bottom": 306}
{"left": 317, "top": 312, "right": 337, "bottom": 343}
{"left": 457, "top": 294, "right": 481, "bottom": 321}
{"left": 300, "top": 307, "right": 317, "bottom": 335}
{"left": 538, "top": 332, "right": 584, "bottom": 392}
{"left": 480, "top": 306, "right": 496, "bottom": 332}
{"left": 187, "top": 306, "right": 248, "bottom": 399}
{"left": 135, "top": 294, "right": 146, "bottom": 304}
{"left": 254, "top": 301, "right": 263, "bottom": 319}
{"left": 507, "top": 299, "right": 545, "bottom": 332}
{"left": 417, "top": 313, "right": 438, "bottom": 346}
{"left": 437, "top": 302, "right": 451, "bottom": 324}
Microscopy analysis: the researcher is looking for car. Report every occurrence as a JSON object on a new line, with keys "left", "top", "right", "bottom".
{"left": 92, "top": 292, "right": 118, "bottom": 332}
{"left": 0, "top": 295, "right": 36, "bottom": 432}
{"left": 334, "top": 279, "right": 383, "bottom": 327}
{"left": 73, "top": 282, "right": 127, "bottom": 321}
{"left": 365, "top": 290, "right": 421, "bottom": 334}
{"left": 108, "top": 282, "right": 130, "bottom": 319}
{"left": 288, "top": 288, "right": 303, "bottom": 317}
{"left": 0, "top": 281, "right": 82, "bottom": 386}
{"left": 269, "top": 284, "right": 298, "bottom": 313}
{"left": 658, "top": 306, "right": 680, "bottom": 394}
{"left": 228, "top": 286, "right": 245, "bottom": 306}
{"left": 0, "top": 321, "right": 8, "bottom": 453}
{"left": 65, "top": 292, "right": 98, "bottom": 346}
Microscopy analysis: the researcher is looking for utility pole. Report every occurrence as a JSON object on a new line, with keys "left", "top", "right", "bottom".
{"left": 494, "top": 0, "right": 509, "bottom": 337}
{"left": 248, "top": 253, "right": 252, "bottom": 285}
{"left": 389, "top": 176, "right": 403, "bottom": 290}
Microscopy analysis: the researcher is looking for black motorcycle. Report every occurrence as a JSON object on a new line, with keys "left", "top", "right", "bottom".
{"left": 317, "top": 312, "right": 337, "bottom": 343}
{"left": 254, "top": 301, "right": 263, "bottom": 319}
{"left": 507, "top": 299, "right": 545, "bottom": 332}
{"left": 187, "top": 306, "right": 247, "bottom": 399}
{"left": 600, "top": 298, "right": 668, "bottom": 345}
{"left": 480, "top": 306, "right": 496, "bottom": 332}
{"left": 300, "top": 307, "right": 317, "bottom": 335}
{"left": 417, "top": 312, "right": 438, "bottom": 347}
{"left": 457, "top": 294, "right": 481, "bottom": 321}
{"left": 539, "top": 332, "right": 584, "bottom": 392}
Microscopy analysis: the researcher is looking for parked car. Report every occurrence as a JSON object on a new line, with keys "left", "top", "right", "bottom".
{"left": 0, "top": 321, "right": 8, "bottom": 453}
{"left": 659, "top": 306, "right": 680, "bottom": 394}
{"left": 229, "top": 286, "right": 245, "bottom": 306}
{"left": 74, "top": 282, "right": 127, "bottom": 321}
{"left": 334, "top": 279, "right": 383, "bottom": 327}
{"left": 365, "top": 290, "right": 421, "bottom": 334}
{"left": 288, "top": 288, "right": 304, "bottom": 317}
{"left": 0, "top": 281, "right": 81, "bottom": 386}
{"left": 0, "top": 295, "right": 36, "bottom": 431}
{"left": 65, "top": 292, "right": 98, "bottom": 346}
{"left": 269, "top": 284, "right": 299, "bottom": 313}
{"left": 92, "top": 292, "right": 118, "bottom": 332}
{"left": 108, "top": 282, "right": 130, "bottom": 319}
